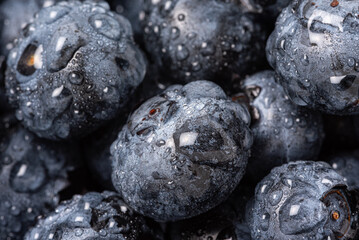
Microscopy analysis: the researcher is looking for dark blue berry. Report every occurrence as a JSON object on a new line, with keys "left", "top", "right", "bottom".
{"left": 266, "top": 0, "right": 359, "bottom": 115}
{"left": 235, "top": 71, "right": 324, "bottom": 182}
{"left": 5, "top": 0, "right": 146, "bottom": 140}
{"left": 111, "top": 80, "right": 252, "bottom": 221}
{"left": 139, "top": 0, "right": 266, "bottom": 85}
{"left": 25, "top": 191, "right": 161, "bottom": 240}
{"left": 247, "top": 161, "right": 359, "bottom": 240}
{"left": 0, "top": 114, "right": 77, "bottom": 240}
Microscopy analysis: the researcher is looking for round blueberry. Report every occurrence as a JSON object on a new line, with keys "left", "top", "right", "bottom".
{"left": 139, "top": 0, "right": 266, "bottom": 85}
{"left": 235, "top": 71, "right": 324, "bottom": 182}
{"left": 5, "top": 0, "right": 146, "bottom": 140}
{"left": 111, "top": 80, "right": 253, "bottom": 221}
{"left": 25, "top": 191, "right": 160, "bottom": 240}
{"left": 247, "top": 161, "right": 359, "bottom": 240}
{"left": 267, "top": 0, "right": 359, "bottom": 115}
{"left": 0, "top": 114, "right": 77, "bottom": 240}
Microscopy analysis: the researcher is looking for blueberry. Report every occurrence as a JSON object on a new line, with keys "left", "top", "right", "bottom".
{"left": 111, "top": 80, "right": 252, "bottom": 221}
{"left": 247, "top": 161, "right": 359, "bottom": 240}
{"left": 5, "top": 0, "right": 146, "bottom": 140}
{"left": 139, "top": 0, "right": 266, "bottom": 85}
{"left": 0, "top": 114, "right": 77, "bottom": 239}
{"left": 266, "top": 0, "right": 359, "bottom": 115}
{"left": 328, "top": 150, "right": 359, "bottom": 190}
{"left": 235, "top": 71, "right": 324, "bottom": 182}
{"left": 25, "top": 191, "right": 161, "bottom": 240}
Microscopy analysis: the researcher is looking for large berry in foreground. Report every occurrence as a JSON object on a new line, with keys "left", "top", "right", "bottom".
{"left": 267, "top": 0, "right": 359, "bottom": 115}
{"left": 247, "top": 161, "right": 359, "bottom": 240}
{"left": 5, "top": 0, "right": 146, "bottom": 140}
{"left": 111, "top": 81, "right": 252, "bottom": 221}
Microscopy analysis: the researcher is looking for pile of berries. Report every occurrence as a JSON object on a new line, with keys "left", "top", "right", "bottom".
{"left": 0, "top": 0, "right": 358, "bottom": 239}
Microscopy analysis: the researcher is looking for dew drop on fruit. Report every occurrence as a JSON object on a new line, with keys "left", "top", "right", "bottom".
{"left": 176, "top": 45, "right": 189, "bottom": 61}
{"left": 260, "top": 212, "right": 270, "bottom": 231}
{"left": 269, "top": 190, "right": 283, "bottom": 206}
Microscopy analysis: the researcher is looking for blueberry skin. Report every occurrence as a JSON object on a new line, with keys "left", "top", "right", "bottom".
{"left": 111, "top": 80, "right": 253, "bottom": 222}
{"left": 5, "top": 0, "right": 146, "bottom": 140}
{"left": 266, "top": 0, "right": 359, "bottom": 115}
{"left": 140, "top": 0, "right": 266, "bottom": 85}
{"left": 25, "top": 191, "right": 158, "bottom": 240}
{"left": 247, "top": 161, "right": 359, "bottom": 240}
{"left": 238, "top": 71, "right": 324, "bottom": 182}
{"left": 328, "top": 150, "right": 359, "bottom": 190}
{"left": 0, "top": 116, "right": 77, "bottom": 240}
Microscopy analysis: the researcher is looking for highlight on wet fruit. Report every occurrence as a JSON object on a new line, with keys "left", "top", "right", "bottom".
{"left": 111, "top": 80, "right": 252, "bottom": 221}
{"left": 5, "top": 0, "right": 146, "bottom": 140}
{"left": 0, "top": 0, "right": 358, "bottom": 239}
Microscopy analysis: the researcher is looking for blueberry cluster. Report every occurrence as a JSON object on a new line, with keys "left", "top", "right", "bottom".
{"left": 0, "top": 0, "right": 358, "bottom": 240}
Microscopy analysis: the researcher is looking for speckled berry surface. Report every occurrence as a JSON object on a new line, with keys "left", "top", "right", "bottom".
{"left": 267, "top": 0, "right": 359, "bottom": 115}
{"left": 139, "top": 0, "right": 266, "bottom": 85}
{"left": 111, "top": 80, "right": 252, "bottom": 222}
{"left": 247, "top": 161, "right": 359, "bottom": 240}
{"left": 5, "top": 0, "right": 146, "bottom": 140}
{"left": 25, "top": 191, "right": 159, "bottom": 240}
{"left": 0, "top": 114, "right": 77, "bottom": 240}
{"left": 237, "top": 71, "right": 324, "bottom": 182}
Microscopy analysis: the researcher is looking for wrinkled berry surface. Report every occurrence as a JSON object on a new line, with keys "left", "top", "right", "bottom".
{"left": 140, "top": 0, "right": 266, "bottom": 85}
{"left": 5, "top": 0, "right": 146, "bottom": 140}
{"left": 238, "top": 71, "right": 324, "bottom": 182}
{"left": 111, "top": 81, "right": 252, "bottom": 221}
{"left": 0, "top": 114, "right": 76, "bottom": 239}
{"left": 248, "top": 161, "right": 359, "bottom": 240}
{"left": 25, "top": 191, "right": 157, "bottom": 240}
{"left": 267, "top": 0, "right": 359, "bottom": 115}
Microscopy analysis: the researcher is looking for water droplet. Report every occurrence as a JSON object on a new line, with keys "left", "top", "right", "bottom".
{"left": 269, "top": 190, "right": 283, "bottom": 206}
{"left": 156, "top": 140, "right": 166, "bottom": 147}
{"left": 171, "top": 27, "right": 180, "bottom": 39}
{"left": 75, "top": 228, "right": 83, "bottom": 237}
{"left": 260, "top": 212, "right": 270, "bottom": 231}
{"left": 301, "top": 54, "right": 309, "bottom": 66}
{"left": 347, "top": 57, "right": 355, "bottom": 67}
{"left": 69, "top": 72, "right": 84, "bottom": 85}
{"left": 176, "top": 45, "right": 189, "bottom": 61}
{"left": 178, "top": 14, "right": 185, "bottom": 21}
